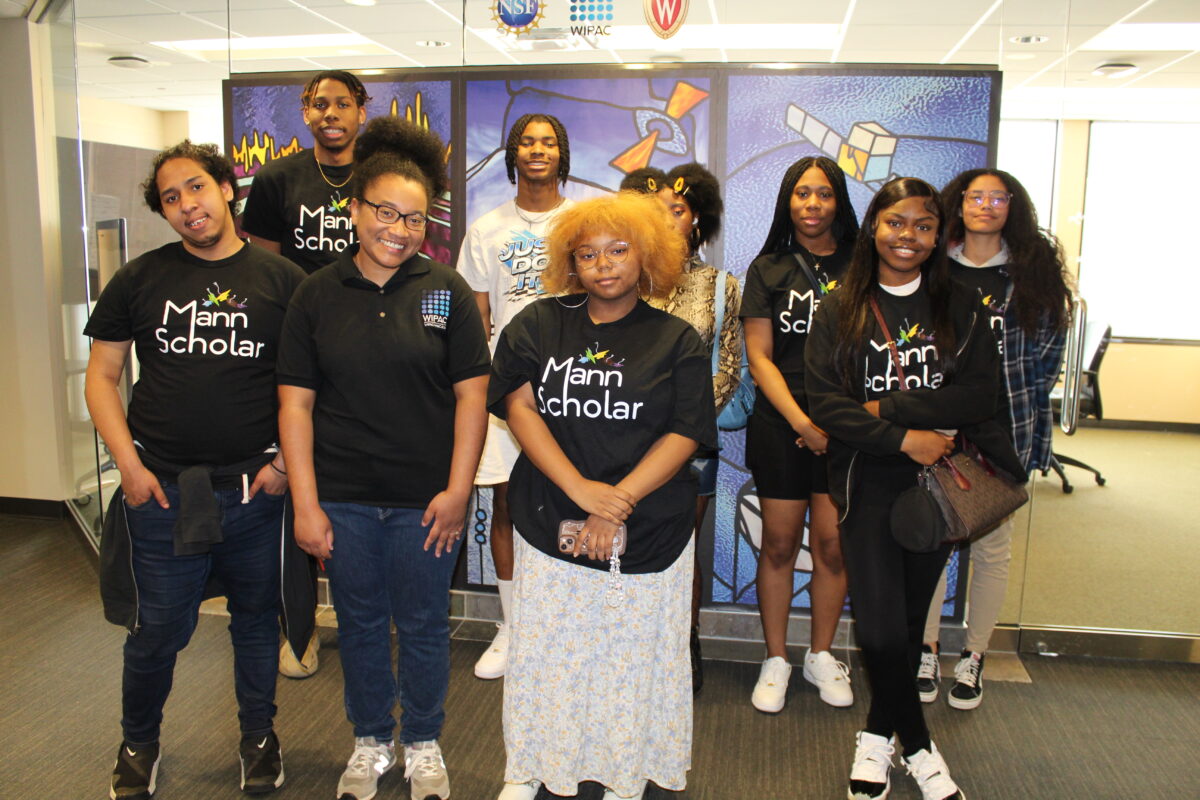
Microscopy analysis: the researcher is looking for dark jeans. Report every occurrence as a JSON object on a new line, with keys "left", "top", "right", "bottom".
{"left": 840, "top": 458, "right": 951, "bottom": 755}
{"left": 321, "top": 502, "right": 462, "bottom": 744}
{"left": 121, "top": 484, "right": 284, "bottom": 744}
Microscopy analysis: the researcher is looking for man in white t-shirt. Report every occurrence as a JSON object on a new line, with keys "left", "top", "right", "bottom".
{"left": 457, "top": 113, "right": 573, "bottom": 679}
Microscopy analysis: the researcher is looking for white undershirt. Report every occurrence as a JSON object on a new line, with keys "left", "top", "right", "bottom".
{"left": 879, "top": 273, "right": 922, "bottom": 296}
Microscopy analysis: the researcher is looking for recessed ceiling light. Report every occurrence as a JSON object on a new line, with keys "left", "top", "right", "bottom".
{"left": 107, "top": 54, "right": 151, "bottom": 69}
{"left": 1009, "top": 34, "right": 1049, "bottom": 45}
{"left": 1092, "top": 62, "right": 1139, "bottom": 79}
{"left": 344, "top": 0, "right": 376, "bottom": 6}
{"left": 416, "top": 40, "right": 449, "bottom": 47}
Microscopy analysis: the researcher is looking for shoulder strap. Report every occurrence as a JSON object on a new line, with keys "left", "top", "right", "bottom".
{"left": 792, "top": 250, "right": 823, "bottom": 294}
{"left": 711, "top": 270, "right": 727, "bottom": 375}
{"left": 868, "top": 294, "right": 908, "bottom": 389}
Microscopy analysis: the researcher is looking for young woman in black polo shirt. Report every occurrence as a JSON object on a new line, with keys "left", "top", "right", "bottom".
{"left": 277, "top": 117, "right": 489, "bottom": 800}
{"left": 740, "top": 156, "right": 859, "bottom": 712}
{"left": 805, "top": 177, "right": 1022, "bottom": 800}
{"left": 489, "top": 191, "right": 716, "bottom": 800}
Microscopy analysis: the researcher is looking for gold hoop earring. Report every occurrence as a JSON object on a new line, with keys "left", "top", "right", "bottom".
{"left": 639, "top": 272, "right": 655, "bottom": 300}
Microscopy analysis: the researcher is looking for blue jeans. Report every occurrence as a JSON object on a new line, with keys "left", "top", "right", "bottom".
{"left": 122, "top": 484, "right": 284, "bottom": 744}
{"left": 321, "top": 502, "right": 462, "bottom": 743}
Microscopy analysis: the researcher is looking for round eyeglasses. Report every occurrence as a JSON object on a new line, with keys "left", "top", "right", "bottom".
{"left": 963, "top": 190, "right": 1012, "bottom": 209}
{"left": 572, "top": 241, "right": 631, "bottom": 270}
{"left": 360, "top": 198, "right": 428, "bottom": 231}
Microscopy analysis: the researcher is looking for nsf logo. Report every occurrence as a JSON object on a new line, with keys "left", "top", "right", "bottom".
{"left": 492, "top": 0, "right": 546, "bottom": 35}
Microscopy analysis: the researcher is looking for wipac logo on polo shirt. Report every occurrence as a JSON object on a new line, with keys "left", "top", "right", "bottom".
{"left": 421, "top": 289, "right": 451, "bottom": 330}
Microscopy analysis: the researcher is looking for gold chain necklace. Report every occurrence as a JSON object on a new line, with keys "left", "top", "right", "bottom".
{"left": 314, "top": 151, "right": 352, "bottom": 188}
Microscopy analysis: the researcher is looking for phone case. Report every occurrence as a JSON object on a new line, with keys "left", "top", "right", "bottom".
{"left": 557, "top": 519, "right": 627, "bottom": 556}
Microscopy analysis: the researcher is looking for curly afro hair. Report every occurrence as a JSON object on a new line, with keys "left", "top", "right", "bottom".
{"left": 353, "top": 116, "right": 448, "bottom": 202}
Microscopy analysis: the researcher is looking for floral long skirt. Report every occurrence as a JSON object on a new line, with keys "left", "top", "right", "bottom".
{"left": 502, "top": 531, "right": 694, "bottom": 797}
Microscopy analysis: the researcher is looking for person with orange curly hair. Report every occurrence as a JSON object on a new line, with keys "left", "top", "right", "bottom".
{"left": 488, "top": 191, "right": 717, "bottom": 800}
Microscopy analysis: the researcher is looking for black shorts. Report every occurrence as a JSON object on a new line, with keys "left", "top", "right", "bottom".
{"left": 745, "top": 414, "right": 829, "bottom": 500}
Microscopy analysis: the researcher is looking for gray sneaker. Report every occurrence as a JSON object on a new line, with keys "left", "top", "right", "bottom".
{"left": 337, "top": 737, "right": 395, "bottom": 800}
{"left": 404, "top": 740, "right": 450, "bottom": 800}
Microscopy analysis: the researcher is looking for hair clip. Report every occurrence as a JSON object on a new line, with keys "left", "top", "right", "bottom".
{"left": 673, "top": 176, "right": 690, "bottom": 197}
{"left": 645, "top": 177, "right": 658, "bottom": 192}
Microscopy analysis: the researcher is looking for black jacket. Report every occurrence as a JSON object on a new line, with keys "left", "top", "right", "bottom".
{"left": 804, "top": 282, "right": 1025, "bottom": 517}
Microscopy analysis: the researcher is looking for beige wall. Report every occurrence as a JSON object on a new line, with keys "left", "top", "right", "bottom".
{"left": 1100, "top": 344, "right": 1200, "bottom": 425}
{"left": 0, "top": 18, "right": 73, "bottom": 501}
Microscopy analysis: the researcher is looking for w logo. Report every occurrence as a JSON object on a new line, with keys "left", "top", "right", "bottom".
{"left": 644, "top": 0, "right": 688, "bottom": 39}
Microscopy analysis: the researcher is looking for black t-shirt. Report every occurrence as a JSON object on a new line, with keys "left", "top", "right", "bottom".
{"left": 488, "top": 297, "right": 717, "bottom": 574}
{"left": 240, "top": 150, "right": 355, "bottom": 274}
{"left": 863, "top": 284, "right": 946, "bottom": 399}
{"left": 740, "top": 241, "right": 852, "bottom": 425}
{"left": 276, "top": 248, "right": 490, "bottom": 507}
{"left": 951, "top": 261, "right": 1009, "bottom": 353}
{"left": 83, "top": 241, "right": 305, "bottom": 465}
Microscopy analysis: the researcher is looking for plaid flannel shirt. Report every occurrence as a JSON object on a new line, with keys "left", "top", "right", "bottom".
{"left": 1001, "top": 300, "right": 1066, "bottom": 472}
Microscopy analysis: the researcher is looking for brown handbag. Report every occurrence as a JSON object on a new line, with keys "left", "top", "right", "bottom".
{"left": 868, "top": 296, "right": 1029, "bottom": 552}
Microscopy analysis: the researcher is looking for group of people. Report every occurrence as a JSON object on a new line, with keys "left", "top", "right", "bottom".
{"left": 86, "top": 68, "right": 1070, "bottom": 800}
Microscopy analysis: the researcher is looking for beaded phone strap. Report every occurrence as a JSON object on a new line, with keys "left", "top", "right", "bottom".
{"left": 606, "top": 530, "right": 625, "bottom": 607}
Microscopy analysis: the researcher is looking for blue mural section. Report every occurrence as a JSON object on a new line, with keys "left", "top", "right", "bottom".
{"left": 464, "top": 76, "right": 713, "bottom": 222}
{"left": 224, "top": 67, "right": 992, "bottom": 619}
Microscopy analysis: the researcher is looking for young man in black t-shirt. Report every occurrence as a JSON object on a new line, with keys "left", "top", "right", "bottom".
{"left": 241, "top": 70, "right": 369, "bottom": 274}
{"left": 85, "top": 141, "right": 305, "bottom": 800}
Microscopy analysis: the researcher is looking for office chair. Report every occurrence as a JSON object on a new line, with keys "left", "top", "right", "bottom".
{"left": 1046, "top": 321, "right": 1112, "bottom": 493}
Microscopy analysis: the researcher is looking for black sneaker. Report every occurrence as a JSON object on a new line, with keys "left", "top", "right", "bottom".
{"left": 916, "top": 644, "right": 940, "bottom": 704}
{"left": 690, "top": 625, "right": 704, "bottom": 694}
{"left": 239, "top": 731, "right": 284, "bottom": 794}
{"left": 948, "top": 651, "right": 985, "bottom": 710}
{"left": 111, "top": 740, "right": 160, "bottom": 800}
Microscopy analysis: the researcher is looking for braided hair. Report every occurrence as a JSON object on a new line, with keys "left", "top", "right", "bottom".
{"left": 757, "top": 155, "right": 858, "bottom": 258}
{"left": 504, "top": 114, "right": 570, "bottom": 186}
{"left": 353, "top": 116, "right": 448, "bottom": 203}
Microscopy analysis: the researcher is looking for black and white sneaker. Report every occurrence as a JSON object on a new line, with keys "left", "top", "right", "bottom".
{"left": 239, "top": 730, "right": 284, "bottom": 794}
{"left": 903, "top": 742, "right": 964, "bottom": 800}
{"left": 916, "top": 645, "right": 940, "bottom": 704}
{"left": 848, "top": 730, "right": 894, "bottom": 799}
{"left": 111, "top": 740, "right": 160, "bottom": 800}
{"left": 948, "top": 651, "right": 985, "bottom": 710}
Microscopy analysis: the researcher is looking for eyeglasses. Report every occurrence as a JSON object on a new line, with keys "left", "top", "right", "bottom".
{"left": 572, "top": 241, "right": 631, "bottom": 270}
{"left": 963, "top": 190, "right": 1012, "bottom": 209}
{"left": 360, "top": 198, "right": 428, "bottom": 231}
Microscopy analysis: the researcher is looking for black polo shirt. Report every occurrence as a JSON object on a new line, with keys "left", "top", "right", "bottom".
{"left": 276, "top": 247, "right": 490, "bottom": 507}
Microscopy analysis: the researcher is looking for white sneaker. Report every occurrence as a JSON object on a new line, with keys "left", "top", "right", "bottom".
{"left": 404, "top": 740, "right": 450, "bottom": 800}
{"left": 848, "top": 731, "right": 894, "bottom": 799}
{"left": 474, "top": 623, "right": 510, "bottom": 680}
{"left": 803, "top": 648, "right": 854, "bottom": 707}
{"left": 751, "top": 656, "right": 792, "bottom": 713}
{"left": 337, "top": 737, "right": 396, "bottom": 800}
{"left": 601, "top": 781, "right": 647, "bottom": 799}
{"left": 903, "top": 742, "right": 964, "bottom": 800}
{"left": 497, "top": 778, "right": 541, "bottom": 800}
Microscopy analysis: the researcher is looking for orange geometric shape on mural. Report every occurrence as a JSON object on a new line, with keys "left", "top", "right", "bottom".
{"left": 610, "top": 130, "right": 661, "bottom": 174}
{"left": 837, "top": 143, "right": 869, "bottom": 181}
{"left": 665, "top": 82, "right": 708, "bottom": 119}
